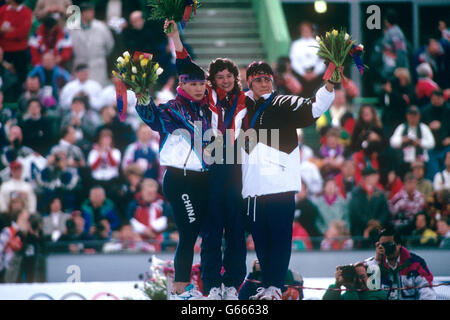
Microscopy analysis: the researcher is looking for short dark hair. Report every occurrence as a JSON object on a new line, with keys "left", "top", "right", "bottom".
{"left": 71, "top": 95, "right": 89, "bottom": 109}
{"left": 208, "top": 58, "right": 242, "bottom": 91}
{"left": 377, "top": 226, "right": 402, "bottom": 244}
{"left": 403, "top": 172, "right": 417, "bottom": 183}
{"left": 27, "top": 98, "right": 42, "bottom": 110}
{"left": 414, "top": 211, "right": 430, "bottom": 228}
{"left": 60, "top": 125, "right": 74, "bottom": 139}
{"left": 384, "top": 9, "right": 399, "bottom": 25}
{"left": 246, "top": 61, "right": 274, "bottom": 80}
{"left": 75, "top": 64, "right": 89, "bottom": 72}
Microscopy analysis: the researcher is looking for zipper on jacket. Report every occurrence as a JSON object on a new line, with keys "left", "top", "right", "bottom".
{"left": 183, "top": 147, "right": 193, "bottom": 176}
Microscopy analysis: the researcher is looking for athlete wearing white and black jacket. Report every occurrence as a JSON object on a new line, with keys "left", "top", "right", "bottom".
{"left": 241, "top": 61, "right": 337, "bottom": 300}
{"left": 240, "top": 82, "right": 335, "bottom": 198}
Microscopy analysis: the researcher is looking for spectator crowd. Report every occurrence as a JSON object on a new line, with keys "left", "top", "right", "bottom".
{"left": 0, "top": 1, "right": 448, "bottom": 284}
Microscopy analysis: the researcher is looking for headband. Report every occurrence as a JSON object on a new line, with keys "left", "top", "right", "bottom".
{"left": 247, "top": 74, "right": 274, "bottom": 87}
{"left": 179, "top": 74, "right": 207, "bottom": 84}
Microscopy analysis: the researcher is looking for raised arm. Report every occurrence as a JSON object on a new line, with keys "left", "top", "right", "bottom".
{"left": 132, "top": 91, "right": 167, "bottom": 134}
{"left": 272, "top": 81, "right": 336, "bottom": 129}
{"left": 165, "top": 20, "right": 184, "bottom": 53}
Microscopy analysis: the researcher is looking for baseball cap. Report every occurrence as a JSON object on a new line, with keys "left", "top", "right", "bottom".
{"left": 407, "top": 105, "right": 420, "bottom": 114}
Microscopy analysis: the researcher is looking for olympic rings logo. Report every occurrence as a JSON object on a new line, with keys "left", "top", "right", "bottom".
{"left": 28, "top": 292, "right": 120, "bottom": 300}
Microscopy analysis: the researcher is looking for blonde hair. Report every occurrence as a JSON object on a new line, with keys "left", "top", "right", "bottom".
{"left": 394, "top": 68, "right": 411, "bottom": 84}
{"left": 141, "top": 178, "right": 159, "bottom": 190}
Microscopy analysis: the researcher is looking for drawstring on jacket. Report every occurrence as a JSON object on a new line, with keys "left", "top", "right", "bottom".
{"left": 246, "top": 196, "right": 258, "bottom": 222}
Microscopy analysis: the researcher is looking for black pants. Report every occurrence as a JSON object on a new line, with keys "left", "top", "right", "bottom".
{"left": 200, "top": 163, "right": 246, "bottom": 294}
{"left": 162, "top": 167, "right": 208, "bottom": 282}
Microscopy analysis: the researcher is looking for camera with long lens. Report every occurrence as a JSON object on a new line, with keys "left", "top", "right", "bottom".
{"left": 381, "top": 242, "right": 397, "bottom": 256}
{"left": 338, "top": 265, "right": 357, "bottom": 283}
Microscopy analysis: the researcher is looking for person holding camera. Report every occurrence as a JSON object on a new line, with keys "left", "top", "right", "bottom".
{"left": 371, "top": 227, "right": 436, "bottom": 300}
{"left": 323, "top": 262, "right": 387, "bottom": 300}
{"left": 390, "top": 105, "right": 435, "bottom": 177}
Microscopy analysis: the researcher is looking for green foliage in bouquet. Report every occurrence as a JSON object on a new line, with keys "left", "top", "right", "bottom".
{"left": 147, "top": 0, "right": 200, "bottom": 33}
{"left": 314, "top": 28, "right": 366, "bottom": 83}
{"left": 112, "top": 51, "right": 164, "bottom": 105}
{"left": 142, "top": 275, "right": 168, "bottom": 300}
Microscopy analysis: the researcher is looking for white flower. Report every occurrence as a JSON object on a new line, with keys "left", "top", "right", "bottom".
{"left": 358, "top": 44, "right": 364, "bottom": 50}
{"left": 316, "top": 36, "right": 321, "bottom": 42}
{"left": 344, "top": 33, "right": 350, "bottom": 40}
{"left": 132, "top": 66, "right": 138, "bottom": 74}
{"left": 156, "top": 67, "right": 164, "bottom": 76}
{"left": 123, "top": 51, "right": 130, "bottom": 58}
{"left": 117, "top": 57, "right": 125, "bottom": 64}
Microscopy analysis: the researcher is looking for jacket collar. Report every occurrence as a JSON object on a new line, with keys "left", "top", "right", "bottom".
{"left": 245, "top": 90, "right": 275, "bottom": 102}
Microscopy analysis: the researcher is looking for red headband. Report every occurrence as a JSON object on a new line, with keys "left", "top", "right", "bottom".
{"left": 248, "top": 74, "right": 274, "bottom": 87}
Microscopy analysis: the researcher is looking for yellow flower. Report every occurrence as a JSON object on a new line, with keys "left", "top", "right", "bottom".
{"left": 153, "top": 63, "right": 160, "bottom": 71}
{"left": 139, "top": 54, "right": 144, "bottom": 60}
{"left": 143, "top": 73, "right": 147, "bottom": 78}
{"left": 131, "top": 75, "right": 136, "bottom": 81}
{"left": 112, "top": 70, "right": 117, "bottom": 76}
{"left": 123, "top": 51, "right": 130, "bottom": 58}
{"left": 331, "top": 29, "right": 338, "bottom": 36}
{"left": 326, "top": 32, "right": 330, "bottom": 37}
{"left": 124, "top": 56, "right": 130, "bottom": 63}
{"left": 141, "top": 59, "right": 149, "bottom": 67}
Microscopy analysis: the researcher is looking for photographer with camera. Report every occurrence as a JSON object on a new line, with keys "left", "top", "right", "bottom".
{"left": 371, "top": 227, "right": 436, "bottom": 300}
{"left": 322, "top": 262, "right": 387, "bottom": 300}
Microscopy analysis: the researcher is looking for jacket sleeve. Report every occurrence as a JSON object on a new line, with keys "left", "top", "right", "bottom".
{"left": 419, "top": 123, "right": 435, "bottom": 150}
{"left": 322, "top": 284, "right": 343, "bottom": 300}
{"left": 132, "top": 91, "right": 166, "bottom": 134}
{"left": 272, "top": 85, "right": 335, "bottom": 128}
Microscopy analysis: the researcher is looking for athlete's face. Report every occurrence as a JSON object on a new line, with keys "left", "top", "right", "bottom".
{"left": 251, "top": 77, "right": 273, "bottom": 100}
{"left": 181, "top": 81, "right": 207, "bottom": 101}
{"left": 214, "top": 69, "right": 235, "bottom": 93}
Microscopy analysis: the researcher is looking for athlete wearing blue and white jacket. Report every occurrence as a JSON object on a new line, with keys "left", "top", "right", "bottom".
{"left": 165, "top": 20, "right": 247, "bottom": 300}
{"left": 130, "top": 47, "right": 211, "bottom": 300}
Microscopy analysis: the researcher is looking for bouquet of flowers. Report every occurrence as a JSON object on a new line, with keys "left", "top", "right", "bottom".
{"left": 147, "top": 0, "right": 200, "bottom": 33}
{"left": 139, "top": 255, "right": 174, "bottom": 300}
{"left": 112, "top": 51, "right": 164, "bottom": 121}
{"left": 314, "top": 28, "right": 367, "bottom": 86}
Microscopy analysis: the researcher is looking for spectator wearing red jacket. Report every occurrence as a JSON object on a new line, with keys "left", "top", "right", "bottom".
{"left": 127, "top": 179, "right": 168, "bottom": 252}
{"left": 87, "top": 128, "right": 121, "bottom": 193}
{"left": 415, "top": 62, "right": 440, "bottom": 107}
{"left": 0, "top": 0, "right": 33, "bottom": 88}
{"left": 29, "top": 11, "right": 73, "bottom": 68}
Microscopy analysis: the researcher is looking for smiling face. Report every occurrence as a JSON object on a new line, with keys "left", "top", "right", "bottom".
{"left": 214, "top": 69, "right": 235, "bottom": 93}
{"left": 181, "top": 81, "right": 206, "bottom": 101}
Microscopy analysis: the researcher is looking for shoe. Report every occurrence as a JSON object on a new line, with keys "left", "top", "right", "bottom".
{"left": 249, "top": 287, "right": 266, "bottom": 300}
{"left": 260, "top": 286, "right": 282, "bottom": 300}
{"left": 207, "top": 287, "right": 223, "bottom": 300}
{"left": 222, "top": 285, "right": 238, "bottom": 300}
{"left": 169, "top": 284, "right": 205, "bottom": 300}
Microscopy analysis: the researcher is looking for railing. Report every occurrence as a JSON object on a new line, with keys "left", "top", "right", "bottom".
{"left": 42, "top": 235, "right": 449, "bottom": 255}
{"left": 251, "top": 0, "right": 292, "bottom": 64}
